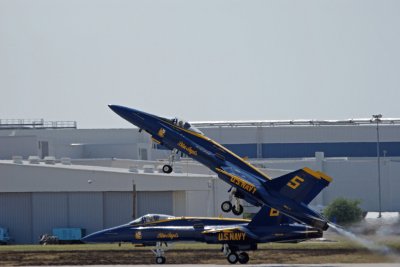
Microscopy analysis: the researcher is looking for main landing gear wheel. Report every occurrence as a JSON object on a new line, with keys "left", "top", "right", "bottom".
{"left": 162, "top": 164, "right": 173, "bottom": 174}
{"left": 232, "top": 204, "right": 244, "bottom": 216}
{"left": 155, "top": 256, "right": 166, "bottom": 264}
{"left": 238, "top": 252, "right": 249, "bottom": 264}
{"left": 152, "top": 241, "right": 168, "bottom": 264}
{"left": 221, "top": 201, "right": 232, "bottom": 213}
{"left": 227, "top": 252, "right": 239, "bottom": 264}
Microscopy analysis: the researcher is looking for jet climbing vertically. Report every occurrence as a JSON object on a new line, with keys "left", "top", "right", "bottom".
{"left": 108, "top": 105, "right": 332, "bottom": 231}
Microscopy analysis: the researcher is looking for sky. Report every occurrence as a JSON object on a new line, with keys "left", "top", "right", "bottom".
{"left": 0, "top": 0, "right": 399, "bottom": 128}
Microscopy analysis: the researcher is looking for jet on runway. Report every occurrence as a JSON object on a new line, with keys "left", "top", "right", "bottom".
{"left": 108, "top": 105, "right": 332, "bottom": 231}
{"left": 82, "top": 206, "right": 322, "bottom": 264}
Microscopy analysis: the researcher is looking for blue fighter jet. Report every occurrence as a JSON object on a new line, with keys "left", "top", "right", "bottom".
{"left": 82, "top": 206, "right": 322, "bottom": 264}
{"left": 108, "top": 105, "right": 332, "bottom": 231}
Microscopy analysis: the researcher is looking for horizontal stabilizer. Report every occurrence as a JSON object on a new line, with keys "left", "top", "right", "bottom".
{"left": 266, "top": 168, "right": 332, "bottom": 204}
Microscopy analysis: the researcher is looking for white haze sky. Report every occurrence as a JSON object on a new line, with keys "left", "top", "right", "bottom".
{"left": 0, "top": 0, "right": 399, "bottom": 128}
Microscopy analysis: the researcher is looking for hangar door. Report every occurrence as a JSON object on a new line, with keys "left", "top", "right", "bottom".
{"left": 137, "top": 191, "right": 173, "bottom": 217}
{"left": 0, "top": 193, "right": 32, "bottom": 244}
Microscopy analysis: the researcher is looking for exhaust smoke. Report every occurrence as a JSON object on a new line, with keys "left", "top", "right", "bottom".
{"left": 328, "top": 222, "right": 400, "bottom": 261}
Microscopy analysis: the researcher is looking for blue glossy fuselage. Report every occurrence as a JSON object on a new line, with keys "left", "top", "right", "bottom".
{"left": 82, "top": 216, "right": 322, "bottom": 245}
{"left": 109, "top": 105, "right": 328, "bottom": 230}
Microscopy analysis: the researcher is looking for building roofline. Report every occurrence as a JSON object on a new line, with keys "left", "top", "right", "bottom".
{"left": 0, "top": 119, "right": 77, "bottom": 130}
{"left": 191, "top": 118, "right": 400, "bottom": 128}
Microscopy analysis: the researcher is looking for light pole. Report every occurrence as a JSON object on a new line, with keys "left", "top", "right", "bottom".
{"left": 132, "top": 178, "right": 137, "bottom": 219}
{"left": 372, "top": 114, "right": 382, "bottom": 218}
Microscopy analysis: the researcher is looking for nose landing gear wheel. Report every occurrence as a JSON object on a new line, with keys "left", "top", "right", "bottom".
{"left": 227, "top": 252, "right": 239, "bottom": 264}
{"left": 232, "top": 204, "right": 244, "bottom": 216}
{"left": 156, "top": 256, "right": 166, "bottom": 264}
{"left": 238, "top": 252, "right": 249, "bottom": 264}
{"left": 162, "top": 164, "right": 173, "bottom": 174}
{"left": 221, "top": 201, "right": 233, "bottom": 213}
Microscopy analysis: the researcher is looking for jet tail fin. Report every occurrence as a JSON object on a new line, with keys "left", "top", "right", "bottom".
{"left": 248, "top": 205, "right": 291, "bottom": 228}
{"left": 266, "top": 168, "right": 332, "bottom": 204}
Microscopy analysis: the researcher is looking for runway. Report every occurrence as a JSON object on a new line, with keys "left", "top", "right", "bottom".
{"left": 23, "top": 264, "right": 400, "bottom": 267}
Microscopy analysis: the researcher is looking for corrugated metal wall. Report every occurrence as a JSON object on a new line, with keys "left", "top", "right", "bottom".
{"left": 0, "top": 193, "right": 32, "bottom": 244}
{"left": 173, "top": 191, "right": 186, "bottom": 216}
{"left": 103, "top": 192, "right": 133, "bottom": 228}
{"left": 0, "top": 192, "right": 142, "bottom": 244}
{"left": 68, "top": 192, "right": 103, "bottom": 235}
{"left": 200, "top": 125, "right": 400, "bottom": 158}
{"left": 32, "top": 193, "right": 68, "bottom": 243}
{"left": 137, "top": 191, "right": 173, "bottom": 216}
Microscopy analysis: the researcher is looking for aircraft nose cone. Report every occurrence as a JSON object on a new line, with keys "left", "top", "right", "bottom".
{"left": 108, "top": 104, "right": 132, "bottom": 116}
{"left": 81, "top": 233, "right": 98, "bottom": 243}
{"left": 108, "top": 104, "right": 145, "bottom": 126}
{"left": 81, "top": 230, "right": 110, "bottom": 243}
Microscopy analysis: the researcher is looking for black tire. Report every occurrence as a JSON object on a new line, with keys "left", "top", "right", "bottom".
{"left": 221, "top": 201, "right": 232, "bottom": 213}
{"left": 227, "top": 252, "right": 238, "bottom": 264}
{"left": 232, "top": 204, "right": 244, "bottom": 216}
{"left": 156, "top": 256, "right": 166, "bottom": 264}
{"left": 162, "top": 165, "right": 173, "bottom": 174}
{"left": 238, "top": 252, "right": 249, "bottom": 264}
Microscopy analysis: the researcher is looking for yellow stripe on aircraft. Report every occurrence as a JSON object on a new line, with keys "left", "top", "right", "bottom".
{"left": 201, "top": 227, "right": 241, "bottom": 234}
{"left": 151, "top": 137, "right": 161, "bottom": 144}
{"left": 303, "top": 167, "right": 333, "bottom": 182}
{"left": 162, "top": 120, "right": 271, "bottom": 181}
{"left": 134, "top": 216, "right": 250, "bottom": 226}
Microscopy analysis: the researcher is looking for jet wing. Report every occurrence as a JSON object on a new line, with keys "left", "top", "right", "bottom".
{"left": 202, "top": 227, "right": 242, "bottom": 234}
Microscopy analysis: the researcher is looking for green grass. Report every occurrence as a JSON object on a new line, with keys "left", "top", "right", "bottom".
{"left": 0, "top": 241, "right": 375, "bottom": 252}
{"left": 0, "top": 243, "right": 223, "bottom": 252}
{"left": 1, "top": 235, "right": 399, "bottom": 252}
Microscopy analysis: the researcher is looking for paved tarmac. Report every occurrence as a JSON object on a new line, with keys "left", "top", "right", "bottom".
{"left": 23, "top": 264, "right": 400, "bottom": 267}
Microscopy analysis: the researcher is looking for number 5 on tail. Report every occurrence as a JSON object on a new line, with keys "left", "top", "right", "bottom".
{"left": 287, "top": 176, "right": 304, "bottom": 189}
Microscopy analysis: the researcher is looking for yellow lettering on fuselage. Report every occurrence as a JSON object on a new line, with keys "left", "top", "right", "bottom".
{"left": 177, "top": 141, "right": 198, "bottom": 156}
{"left": 217, "top": 232, "right": 246, "bottom": 241}
{"left": 157, "top": 232, "right": 179, "bottom": 239}
{"left": 230, "top": 176, "right": 257, "bottom": 194}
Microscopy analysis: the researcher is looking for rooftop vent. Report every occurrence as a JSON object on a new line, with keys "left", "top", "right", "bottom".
{"left": 61, "top": 157, "right": 71, "bottom": 165}
{"left": 12, "top": 156, "right": 23, "bottom": 164}
{"left": 129, "top": 165, "right": 139, "bottom": 173}
{"left": 28, "top": 156, "right": 40, "bottom": 164}
{"left": 143, "top": 165, "right": 155, "bottom": 173}
{"left": 44, "top": 156, "right": 56, "bottom": 165}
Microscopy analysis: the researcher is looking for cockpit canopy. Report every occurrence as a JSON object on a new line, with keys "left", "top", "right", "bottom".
{"left": 129, "top": 214, "right": 175, "bottom": 225}
{"left": 171, "top": 117, "right": 203, "bottom": 135}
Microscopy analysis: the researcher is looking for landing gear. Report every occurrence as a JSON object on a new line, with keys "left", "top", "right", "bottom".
{"left": 227, "top": 252, "right": 239, "bottom": 264}
{"left": 221, "top": 201, "right": 232, "bottom": 212}
{"left": 232, "top": 205, "right": 244, "bottom": 216}
{"left": 151, "top": 242, "right": 168, "bottom": 264}
{"left": 162, "top": 164, "right": 173, "bottom": 174}
{"left": 221, "top": 189, "right": 244, "bottom": 216}
{"left": 162, "top": 149, "right": 178, "bottom": 174}
{"left": 155, "top": 256, "right": 166, "bottom": 264}
{"left": 238, "top": 252, "right": 249, "bottom": 264}
{"left": 222, "top": 244, "right": 250, "bottom": 264}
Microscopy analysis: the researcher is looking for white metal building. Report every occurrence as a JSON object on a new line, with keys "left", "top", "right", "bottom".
{"left": 1, "top": 118, "right": 400, "bottom": 243}
{"left": 0, "top": 159, "right": 240, "bottom": 244}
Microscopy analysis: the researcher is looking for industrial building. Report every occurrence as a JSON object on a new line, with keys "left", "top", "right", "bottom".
{"left": 1, "top": 118, "right": 400, "bottom": 243}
